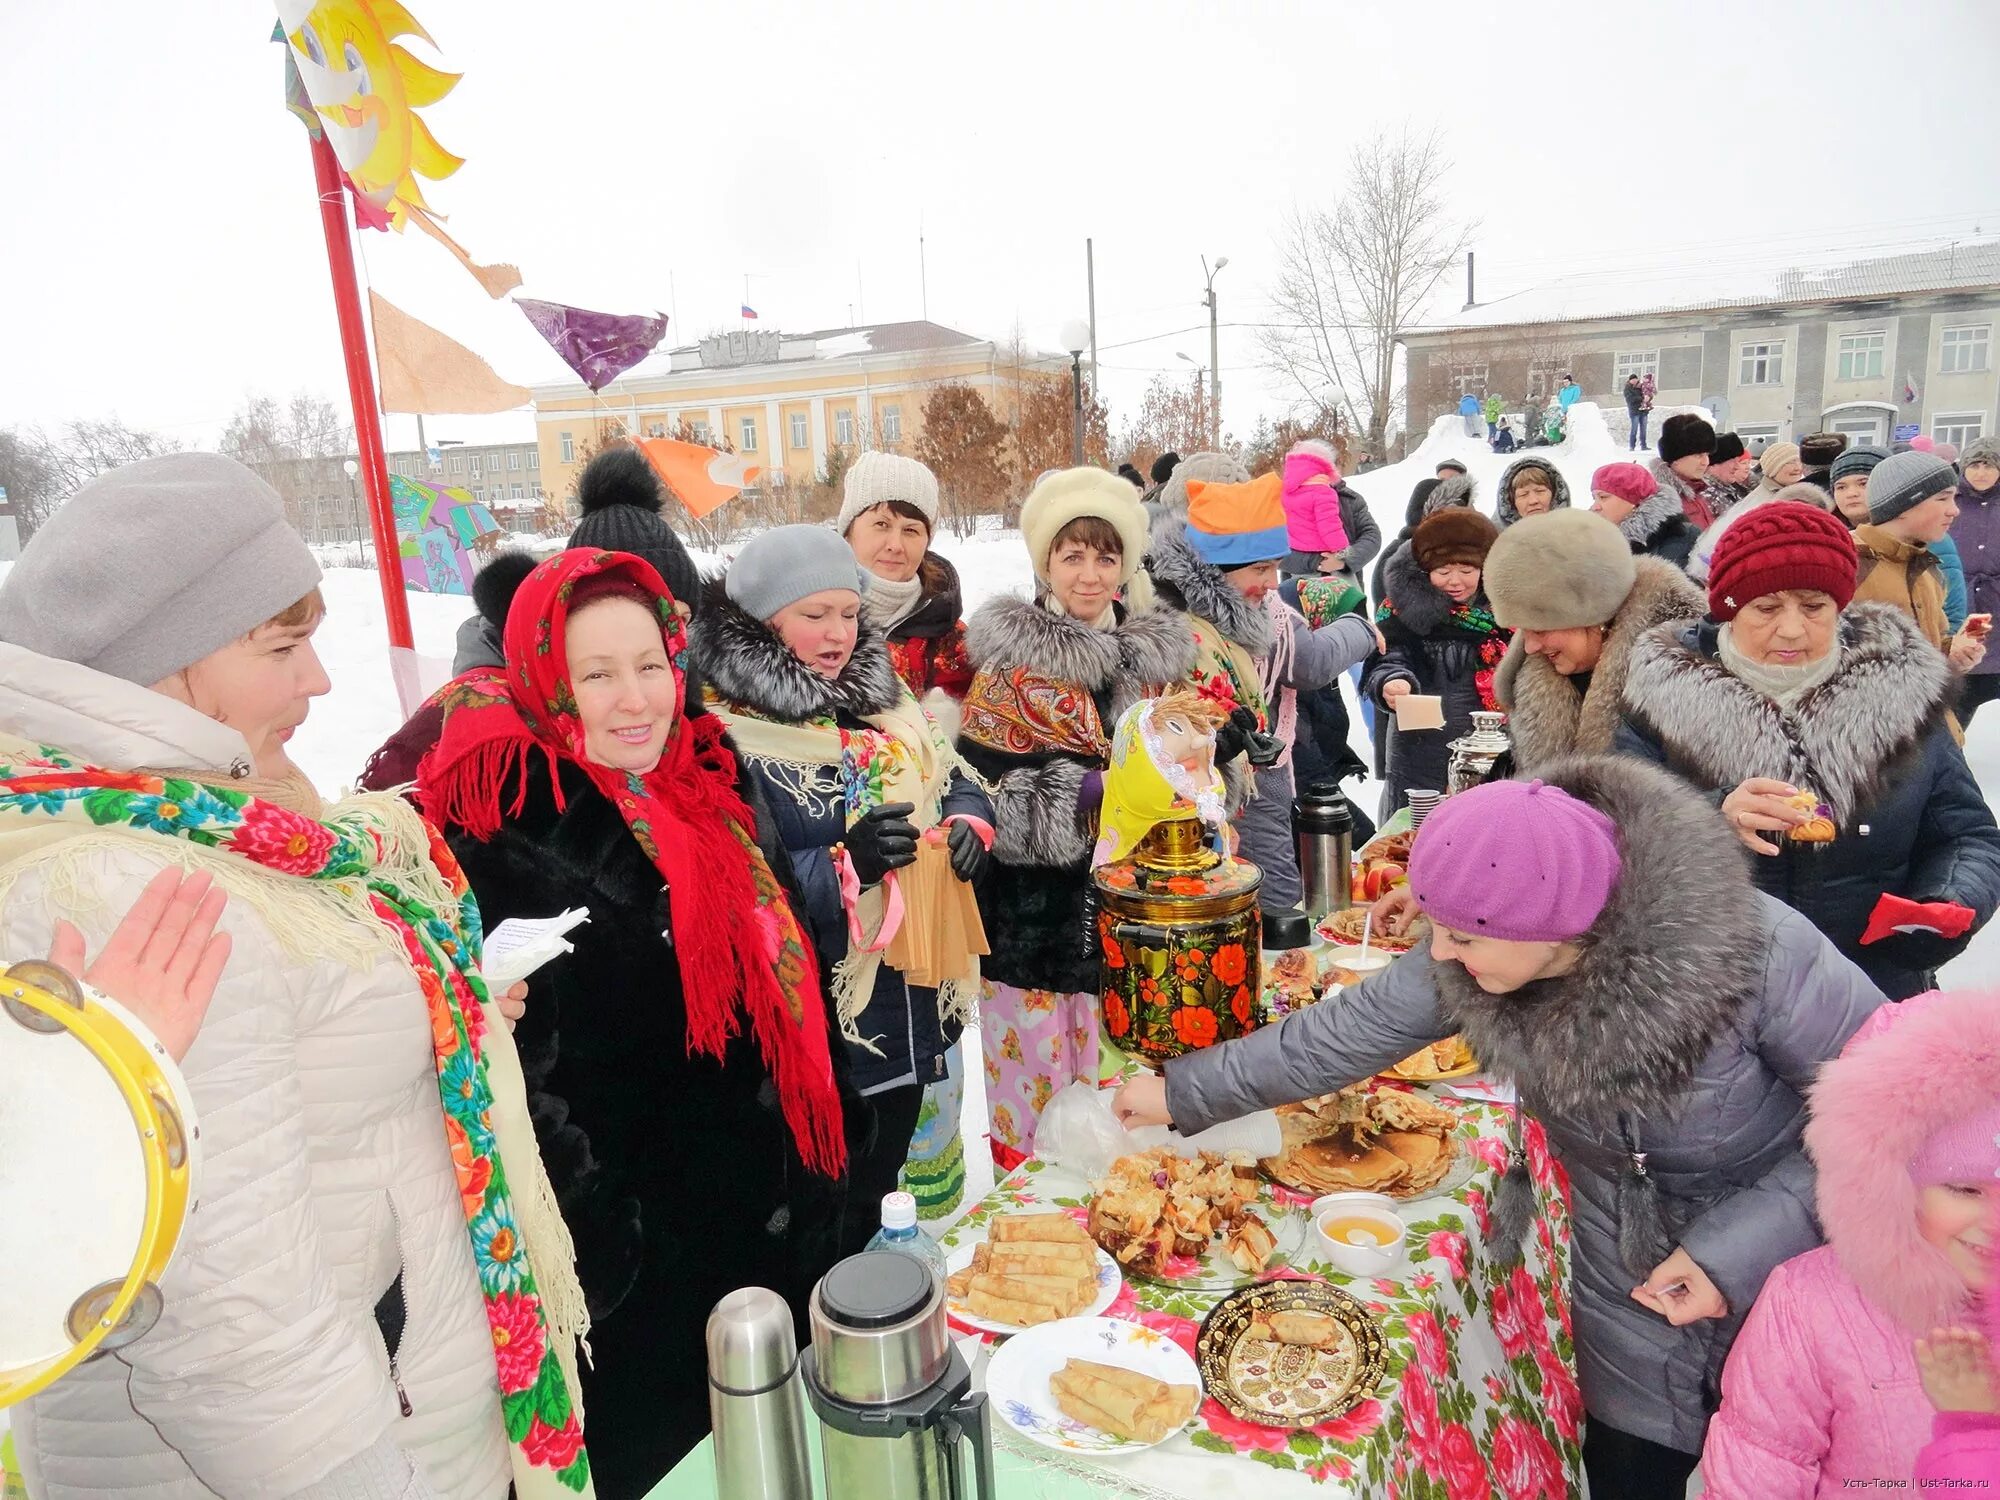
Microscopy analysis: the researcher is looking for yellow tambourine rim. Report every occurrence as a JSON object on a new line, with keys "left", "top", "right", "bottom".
{"left": 0, "top": 968, "right": 191, "bottom": 1409}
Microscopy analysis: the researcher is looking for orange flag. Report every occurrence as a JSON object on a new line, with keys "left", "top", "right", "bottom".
{"left": 370, "top": 291, "right": 530, "bottom": 414}
{"left": 638, "top": 437, "right": 763, "bottom": 519}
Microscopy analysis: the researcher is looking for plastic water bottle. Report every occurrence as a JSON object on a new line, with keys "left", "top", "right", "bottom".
{"left": 863, "top": 1191, "right": 947, "bottom": 1289}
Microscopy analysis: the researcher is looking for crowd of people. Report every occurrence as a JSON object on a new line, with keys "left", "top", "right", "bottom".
{"left": 4, "top": 411, "right": 1999, "bottom": 1499}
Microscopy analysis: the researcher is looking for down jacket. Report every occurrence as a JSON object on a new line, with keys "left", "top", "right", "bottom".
{"left": 955, "top": 594, "right": 1196, "bottom": 994}
{"left": 0, "top": 644, "right": 509, "bottom": 1500}
{"left": 1616, "top": 605, "right": 2000, "bottom": 999}
{"left": 1951, "top": 472, "right": 2000, "bottom": 674}
{"left": 1492, "top": 557, "right": 1705, "bottom": 774}
{"left": 1162, "top": 754, "right": 1887, "bottom": 1455}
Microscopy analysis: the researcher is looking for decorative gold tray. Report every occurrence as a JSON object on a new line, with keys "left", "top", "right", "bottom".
{"left": 1194, "top": 1281, "right": 1387, "bottom": 1430}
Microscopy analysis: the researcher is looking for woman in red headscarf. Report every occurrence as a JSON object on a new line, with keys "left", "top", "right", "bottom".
{"left": 416, "top": 548, "right": 853, "bottom": 1495}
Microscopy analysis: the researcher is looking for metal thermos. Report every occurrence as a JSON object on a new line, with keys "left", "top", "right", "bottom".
{"left": 802, "top": 1251, "right": 997, "bottom": 1500}
{"left": 707, "top": 1286, "right": 812, "bottom": 1500}
{"left": 1293, "top": 781, "right": 1355, "bottom": 923}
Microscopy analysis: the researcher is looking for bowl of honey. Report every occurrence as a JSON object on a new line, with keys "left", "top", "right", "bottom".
{"left": 1308, "top": 1193, "right": 1407, "bottom": 1276}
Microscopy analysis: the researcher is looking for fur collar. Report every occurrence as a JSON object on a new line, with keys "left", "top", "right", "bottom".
{"left": 1495, "top": 559, "right": 1705, "bottom": 771}
{"left": 1621, "top": 603, "right": 1950, "bottom": 825}
{"left": 1618, "top": 486, "right": 1687, "bottom": 548}
{"left": 1435, "top": 754, "right": 1763, "bottom": 1121}
{"left": 1381, "top": 542, "right": 1483, "bottom": 637}
{"left": 965, "top": 593, "right": 1196, "bottom": 690}
{"left": 690, "top": 579, "right": 904, "bottom": 723}
{"left": 1143, "top": 519, "right": 1274, "bottom": 654}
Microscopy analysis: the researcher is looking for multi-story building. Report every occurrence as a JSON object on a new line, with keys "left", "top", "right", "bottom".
{"left": 1401, "top": 241, "right": 2000, "bottom": 452}
{"left": 253, "top": 440, "right": 543, "bottom": 547}
{"left": 529, "top": 321, "right": 1062, "bottom": 500}
{"left": 388, "top": 441, "right": 543, "bottom": 514}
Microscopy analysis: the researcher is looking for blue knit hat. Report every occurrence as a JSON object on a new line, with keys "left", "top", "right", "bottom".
{"left": 1183, "top": 473, "right": 1291, "bottom": 568}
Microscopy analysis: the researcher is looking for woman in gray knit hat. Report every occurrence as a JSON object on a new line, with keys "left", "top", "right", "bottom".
{"left": 0, "top": 454, "right": 570, "bottom": 1498}
{"left": 691, "top": 524, "right": 993, "bottom": 1252}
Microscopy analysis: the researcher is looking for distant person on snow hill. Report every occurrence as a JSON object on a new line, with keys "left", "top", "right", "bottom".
{"left": 1483, "top": 391, "right": 1504, "bottom": 433}
{"left": 1491, "top": 416, "right": 1517, "bottom": 453}
{"left": 1459, "top": 391, "right": 1483, "bottom": 438}
{"left": 1623, "top": 374, "right": 1647, "bottom": 449}
{"left": 1558, "top": 374, "right": 1583, "bottom": 411}
{"left": 1641, "top": 370, "right": 1657, "bottom": 409}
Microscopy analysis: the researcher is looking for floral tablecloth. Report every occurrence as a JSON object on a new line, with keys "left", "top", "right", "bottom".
{"left": 942, "top": 1088, "right": 1581, "bottom": 1500}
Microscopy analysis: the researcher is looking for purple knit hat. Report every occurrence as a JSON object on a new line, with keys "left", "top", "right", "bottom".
{"left": 1407, "top": 779, "right": 1621, "bottom": 942}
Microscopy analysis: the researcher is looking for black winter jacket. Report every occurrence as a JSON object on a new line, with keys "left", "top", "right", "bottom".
{"left": 1616, "top": 608, "right": 2000, "bottom": 999}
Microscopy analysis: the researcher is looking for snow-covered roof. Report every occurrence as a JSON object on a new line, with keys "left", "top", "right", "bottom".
{"left": 1406, "top": 240, "right": 2000, "bottom": 340}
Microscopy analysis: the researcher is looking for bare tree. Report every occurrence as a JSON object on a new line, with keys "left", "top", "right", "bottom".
{"left": 1260, "top": 126, "right": 1474, "bottom": 456}
{"left": 1118, "top": 373, "right": 1218, "bottom": 478}
{"left": 6, "top": 418, "right": 182, "bottom": 539}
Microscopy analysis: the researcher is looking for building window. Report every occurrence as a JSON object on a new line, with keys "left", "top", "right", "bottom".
{"left": 1942, "top": 325, "right": 1992, "bottom": 374}
{"left": 450, "top": 454, "right": 467, "bottom": 473}
{"left": 691, "top": 420, "right": 712, "bottom": 445}
{"left": 1836, "top": 332, "right": 1885, "bottom": 381}
{"left": 559, "top": 432, "right": 574, "bottom": 463}
{"left": 1447, "top": 363, "right": 1487, "bottom": 399}
{"left": 646, "top": 422, "right": 665, "bottom": 438}
{"left": 511, "top": 483, "right": 524, "bottom": 500}
{"left": 1828, "top": 413, "right": 1886, "bottom": 448}
{"left": 1737, "top": 423, "right": 1782, "bottom": 452}
{"left": 881, "top": 404, "right": 903, "bottom": 443}
{"left": 508, "top": 450, "right": 521, "bottom": 470}
{"left": 529, "top": 449, "right": 540, "bottom": 469}
{"left": 835, "top": 409, "right": 855, "bottom": 446}
{"left": 790, "top": 412, "right": 809, "bottom": 450}
{"left": 739, "top": 416, "right": 758, "bottom": 451}
{"left": 1934, "top": 413, "right": 1987, "bottom": 449}
{"left": 1615, "top": 350, "right": 1659, "bottom": 385}
{"left": 1737, "top": 341, "right": 1785, "bottom": 386}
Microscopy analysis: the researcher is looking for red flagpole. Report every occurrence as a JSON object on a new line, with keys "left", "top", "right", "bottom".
{"left": 307, "top": 130, "right": 414, "bottom": 662}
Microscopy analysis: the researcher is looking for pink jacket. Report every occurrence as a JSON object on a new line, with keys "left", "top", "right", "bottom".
{"left": 1703, "top": 989, "right": 2000, "bottom": 1497}
{"left": 1280, "top": 442, "right": 1350, "bottom": 554}
{"left": 1917, "top": 1413, "right": 2000, "bottom": 1486}
{"left": 1700, "top": 1247, "right": 1934, "bottom": 1497}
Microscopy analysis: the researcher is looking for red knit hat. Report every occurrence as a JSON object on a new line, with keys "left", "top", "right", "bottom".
{"left": 1707, "top": 500, "right": 1858, "bottom": 621}
{"left": 1589, "top": 462, "right": 1657, "bottom": 506}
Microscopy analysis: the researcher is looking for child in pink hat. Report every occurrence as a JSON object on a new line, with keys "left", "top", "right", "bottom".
{"left": 1279, "top": 439, "right": 1351, "bottom": 569}
{"left": 1702, "top": 986, "right": 2000, "bottom": 1496}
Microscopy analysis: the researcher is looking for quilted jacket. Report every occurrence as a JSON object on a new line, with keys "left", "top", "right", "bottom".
{"left": 0, "top": 644, "right": 509, "bottom": 1499}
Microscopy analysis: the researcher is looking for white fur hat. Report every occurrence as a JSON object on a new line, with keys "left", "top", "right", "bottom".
{"left": 836, "top": 450, "right": 940, "bottom": 535}
{"left": 1019, "top": 467, "right": 1151, "bottom": 586}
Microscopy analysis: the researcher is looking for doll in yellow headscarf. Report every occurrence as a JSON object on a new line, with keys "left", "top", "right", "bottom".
{"left": 1091, "top": 687, "right": 1233, "bottom": 867}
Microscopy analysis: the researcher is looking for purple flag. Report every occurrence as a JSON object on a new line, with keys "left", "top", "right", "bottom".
{"left": 514, "top": 298, "right": 669, "bottom": 392}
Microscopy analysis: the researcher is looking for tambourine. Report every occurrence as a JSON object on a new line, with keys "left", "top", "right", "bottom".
{"left": 0, "top": 960, "right": 201, "bottom": 1408}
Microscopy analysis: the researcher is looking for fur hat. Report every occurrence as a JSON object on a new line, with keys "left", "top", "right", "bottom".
{"left": 1868, "top": 450, "right": 1960, "bottom": 524}
{"left": 1711, "top": 431, "right": 1748, "bottom": 466}
{"left": 1658, "top": 412, "right": 1717, "bottom": 466}
{"left": 1806, "top": 988, "right": 2000, "bottom": 1336}
{"left": 1020, "top": 466, "right": 1150, "bottom": 586}
{"left": 1404, "top": 476, "right": 1443, "bottom": 528}
{"left": 1706, "top": 501, "right": 1857, "bottom": 621}
{"left": 1411, "top": 507, "right": 1499, "bottom": 571}
{"left": 571, "top": 445, "right": 703, "bottom": 606}
{"left": 1117, "top": 462, "right": 1145, "bottom": 490}
{"left": 472, "top": 550, "right": 539, "bottom": 629}
{"left": 1150, "top": 451, "right": 1181, "bottom": 486}
{"left": 1590, "top": 462, "right": 1658, "bottom": 507}
{"left": 836, "top": 450, "right": 939, "bottom": 536}
{"left": 1770, "top": 482, "right": 1834, "bottom": 510}
{"left": 1184, "top": 473, "right": 1291, "bottom": 567}
{"left": 1484, "top": 509, "right": 1638, "bottom": 630}
{"left": 1799, "top": 432, "right": 1849, "bottom": 468}
{"left": 1425, "top": 472, "right": 1476, "bottom": 516}
{"left": 1961, "top": 436, "right": 2000, "bottom": 472}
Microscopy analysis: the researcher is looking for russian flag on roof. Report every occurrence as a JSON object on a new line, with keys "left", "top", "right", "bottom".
{"left": 741, "top": 305, "right": 758, "bottom": 319}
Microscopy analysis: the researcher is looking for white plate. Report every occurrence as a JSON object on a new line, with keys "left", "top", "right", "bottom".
{"left": 944, "top": 1240, "right": 1121, "bottom": 1335}
{"left": 986, "top": 1316, "right": 1203, "bottom": 1454}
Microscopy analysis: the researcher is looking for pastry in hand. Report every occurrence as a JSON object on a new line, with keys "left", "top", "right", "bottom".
{"left": 1784, "top": 790, "right": 1836, "bottom": 843}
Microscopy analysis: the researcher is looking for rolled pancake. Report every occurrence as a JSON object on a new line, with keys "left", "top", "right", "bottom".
{"left": 966, "top": 1286, "right": 1063, "bottom": 1326}
{"left": 1049, "top": 1362, "right": 1190, "bottom": 1442}
{"left": 974, "top": 1242, "right": 1095, "bottom": 1277}
{"left": 988, "top": 1213, "right": 1090, "bottom": 1244}
{"left": 1269, "top": 1310, "right": 1342, "bottom": 1348}
{"left": 969, "top": 1272, "right": 1093, "bottom": 1314}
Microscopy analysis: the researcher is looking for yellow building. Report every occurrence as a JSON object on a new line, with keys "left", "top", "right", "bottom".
{"left": 530, "top": 321, "right": 1060, "bottom": 498}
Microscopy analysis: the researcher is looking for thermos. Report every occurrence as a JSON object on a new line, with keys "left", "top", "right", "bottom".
{"left": 802, "top": 1251, "right": 997, "bottom": 1500}
{"left": 707, "top": 1286, "right": 812, "bottom": 1500}
{"left": 1292, "top": 782, "right": 1354, "bottom": 923}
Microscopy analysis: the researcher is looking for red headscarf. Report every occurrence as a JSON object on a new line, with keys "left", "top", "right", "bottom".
{"left": 417, "top": 549, "right": 845, "bottom": 1177}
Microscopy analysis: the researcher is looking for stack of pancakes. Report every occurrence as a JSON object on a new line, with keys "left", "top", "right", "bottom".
{"left": 1261, "top": 1085, "right": 1456, "bottom": 1198}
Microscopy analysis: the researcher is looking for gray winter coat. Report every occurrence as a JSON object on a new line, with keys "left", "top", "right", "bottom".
{"left": 1162, "top": 754, "right": 1886, "bottom": 1454}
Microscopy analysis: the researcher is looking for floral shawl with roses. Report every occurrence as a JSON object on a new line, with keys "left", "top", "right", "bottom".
{"left": 0, "top": 746, "right": 595, "bottom": 1497}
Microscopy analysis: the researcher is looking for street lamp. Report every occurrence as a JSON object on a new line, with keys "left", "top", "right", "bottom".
{"left": 1177, "top": 350, "right": 1208, "bottom": 408}
{"left": 1201, "top": 255, "right": 1228, "bottom": 449}
{"left": 341, "top": 458, "right": 362, "bottom": 559}
{"left": 1061, "top": 318, "right": 1091, "bottom": 466}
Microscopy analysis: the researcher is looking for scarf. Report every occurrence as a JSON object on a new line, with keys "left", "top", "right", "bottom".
{"left": 1375, "top": 595, "right": 1513, "bottom": 710}
{"left": 416, "top": 550, "right": 846, "bottom": 1181}
{"left": 0, "top": 750, "right": 596, "bottom": 1497}
{"left": 1256, "top": 591, "right": 1301, "bottom": 769}
{"left": 709, "top": 684, "right": 983, "bottom": 1042}
{"left": 863, "top": 570, "right": 925, "bottom": 632}
{"left": 1718, "top": 625, "right": 1842, "bottom": 709}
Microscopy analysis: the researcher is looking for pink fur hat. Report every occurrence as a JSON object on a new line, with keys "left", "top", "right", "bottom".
{"left": 1807, "top": 989, "right": 2000, "bottom": 1336}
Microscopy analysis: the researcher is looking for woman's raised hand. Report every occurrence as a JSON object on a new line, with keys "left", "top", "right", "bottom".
{"left": 1720, "top": 777, "right": 1805, "bottom": 856}
{"left": 1111, "top": 1074, "right": 1172, "bottom": 1129}
{"left": 47, "top": 867, "right": 232, "bottom": 1064}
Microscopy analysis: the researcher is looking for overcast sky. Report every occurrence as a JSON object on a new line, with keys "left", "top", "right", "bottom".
{"left": 4, "top": 0, "right": 1997, "bottom": 454}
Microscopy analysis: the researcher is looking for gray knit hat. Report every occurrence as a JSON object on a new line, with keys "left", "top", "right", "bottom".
{"left": 1867, "top": 450, "right": 1959, "bottom": 524}
{"left": 0, "top": 453, "right": 322, "bottom": 685}
{"left": 1828, "top": 445, "right": 1888, "bottom": 487}
{"left": 1961, "top": 436, "right": 2000, "bottom": 473}
{"left": 725, "top": 524, "right": 864, "bottom": 620}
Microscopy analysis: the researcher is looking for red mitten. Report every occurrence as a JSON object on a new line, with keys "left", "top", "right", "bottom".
{"left": 1860, "top": 894, "right": 1977, "bottom": 946}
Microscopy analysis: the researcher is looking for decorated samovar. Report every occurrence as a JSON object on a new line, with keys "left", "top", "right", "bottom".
{"left": 1445, "top": 710, "right": 1511, "bottom": 795}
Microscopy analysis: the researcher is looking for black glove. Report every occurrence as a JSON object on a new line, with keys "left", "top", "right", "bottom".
{"left": 845, "top": 800, "right": 919, "bottom": 886}
{"left": 1871, "top": 927, "right": 1968, "bottom": 976}
{"left": 1214, "top": 706, "right": 1258, "bottom": 765}
{"left": 1243, "top": 724, "right": 1283, "bottom": 768}
{"left": 945, "top": 818, "right": 991, "bottom": 883}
